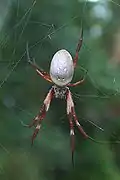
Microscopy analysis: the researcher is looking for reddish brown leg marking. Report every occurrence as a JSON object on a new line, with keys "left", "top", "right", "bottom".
{"left": 68, "top": 77, "right": 85, "bottom": 87}
{"left": 68, "top": 68, "right": 87, "bottom": 88}
{"left": 29, "top": 87, "right": 54, "bottom": 145}
{"left": 71, "top": 107, "right": 88, "bottom": 139}
{"left": 29, "top": 60, "right": 52, "bottom": 83}
{"left": 26, "top": 43, "right": 53, "bottom": 83}
{"left": 73, "top": 28, "right": 83, "bottom": 68}
{"left": 66, "top": 89, "right": 88, "bottom": 164}
{"left": 67, "top": 89, "right": 88, "bottom": 139}
{"left": 29, "top": 104, "right": 46, "bottom": 128}
{"left": 66, "top": 90, "right": 75, "bottom": 166}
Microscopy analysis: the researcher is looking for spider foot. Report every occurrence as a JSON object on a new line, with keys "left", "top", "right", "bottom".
{"left": 82, "top": 69, "right": 88, "bottom": 77}
{"left": 28, "top": 88, "right": 54, "bottom": 145}
{"left": 72, "top": 151, "right": 74, "bottom": 168}
{"left": 71, "top": 107, "right": 88, "bottom": 139}
{"left": 73, "top": 27, "right": 83, "bottom": 67}
{"left": 28, "top": 116, "right": 39, "bottom": 128}
{"left": 28, "top": 57, "right": 38, "bottom": 68}
{"left": 83, "top": 69, "right": 88, "bottom": 79}
{"left": 76, "top": 27, "right": 83, "bottom": 53}
{"left": 19, "top": 119, "right": 29, "bottom": 127}
{"left": 75, "top": 120, "right": 88, "bottom": 139}
{"left": 67, "top": 112, "right": 75, "bottom": 167}
{"left": 26, "top": 42, "right": 37, "bottom": 66}
{"left": 31, "top": 124, "right": 41, "bottom": 145}
{"left": 70, "top": 130, "right": 75, "bottom": 167}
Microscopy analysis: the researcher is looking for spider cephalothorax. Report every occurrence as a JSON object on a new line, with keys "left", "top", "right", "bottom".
{"left": 53, "top": 85, "right": 68, "bottom": 99}
{"left": 26, "top": 29, "right": 88, "bottom": 164}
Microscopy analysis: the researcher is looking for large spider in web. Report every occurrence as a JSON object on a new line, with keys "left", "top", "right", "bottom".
{"left": 26, "top": 29, "right": 90, "bottom": 164}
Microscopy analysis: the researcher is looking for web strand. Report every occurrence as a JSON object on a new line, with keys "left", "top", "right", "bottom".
{"left": 0, "top": 0, "right": 120, "bottom": 155}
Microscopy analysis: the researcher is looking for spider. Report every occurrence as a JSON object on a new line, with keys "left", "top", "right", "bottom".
{"left": 26, "top": 29, "right": 91, "bottom": 164}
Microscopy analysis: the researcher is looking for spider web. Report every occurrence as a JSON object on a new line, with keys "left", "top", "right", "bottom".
{"left": 0, "top": 0, "right": 120, "bottom": 166}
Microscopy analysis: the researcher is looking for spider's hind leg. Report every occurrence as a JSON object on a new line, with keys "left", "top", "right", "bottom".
{"left": 71, "top": 106, "right": 88, "bottom": 139}
{"left": 29, "top": 87, "right": 54, "bottom": 145}
{"left": 66, "top": 88, "right": 89, "bottom": 165}
{"left": 66, "top": 89, "right": 76, "bottom": 166}
{"left": 67, "top": 113, "right": 75, "bottom": 167}
{"left": 66, "top": 89, "right": 88, "bottom": 139}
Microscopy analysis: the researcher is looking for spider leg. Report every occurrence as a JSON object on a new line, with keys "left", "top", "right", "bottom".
{"left": 71, "top": 106, "right": 88, "bottom": 139}
{"left": 73, "top": 28, "right": 83, "bottom": 68}
{"left": 26, "top": 43, "right": 53, "bottom": 83}
{"left": 66, "top": 90, "right": 75, "bottom": 166}
{"left": 67, "top": 113, "right": 75, "bottom": 167}
{"left": 31, "top": 124, "right": 41, "bottom": 145}
{"left": 29, "top": 87, "right": 54, "bottom": 145}
{"left": 68, "top": 77, "right": 85, "bottom": 87}
{"left": 67, "top": 89, "right": 88, "bottom": 139}
{"left": 68, "top": 69, "right": 87, "bottom": 87}
{"left": 29, "top": 104, "right": 46, "bottom": 128}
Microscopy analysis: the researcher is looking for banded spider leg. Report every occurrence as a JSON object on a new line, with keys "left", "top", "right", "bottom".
{"left": 29, "top": 87, "right": 54, "bottom": 145}
{"left": 66, "top": 88, "right": 88, "bottom": 165}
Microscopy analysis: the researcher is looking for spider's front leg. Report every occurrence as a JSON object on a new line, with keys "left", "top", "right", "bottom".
{"left": 66, "top": 89, "right": 88, "bottom": 159}
{"left": 29, "top": 87, "right": 54, "bottom": 145}
{"left": 73, "top": 28, "right": 83, "bottom": 68}
{"left": 26, "top": 43, "right": 53, "bottom": 83}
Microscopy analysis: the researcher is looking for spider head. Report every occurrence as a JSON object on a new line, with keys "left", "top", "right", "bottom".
{"left": 50, "top": 49, "right": 74, "bottom": 87}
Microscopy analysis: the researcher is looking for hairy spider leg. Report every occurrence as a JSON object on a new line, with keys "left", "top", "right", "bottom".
{"left": 73, "top": 28, "right": 83, "bottom": 67}
{"left": 29, "top": 88, "right": 54, "bottom": 145}
{"left": 26, "top": 43, "right": 53, "bottom": 83}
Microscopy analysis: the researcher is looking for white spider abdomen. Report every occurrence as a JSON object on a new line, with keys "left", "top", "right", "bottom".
{"left": 50, "top": 49, "right": 74, "bottom": 86}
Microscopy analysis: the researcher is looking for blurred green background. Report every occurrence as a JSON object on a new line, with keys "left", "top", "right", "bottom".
{"left": 0, "top": 0, "right": 120, "bottom": 179}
